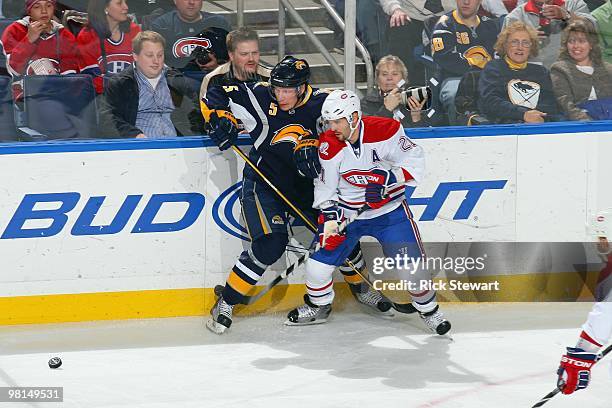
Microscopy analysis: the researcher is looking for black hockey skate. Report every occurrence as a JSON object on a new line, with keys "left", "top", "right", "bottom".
{"left": 349, "top": 282, "right": 394, "bottom": 317}
{"left": 206, "top": 292, "right": 234, "bottom": 334}
{"left": 419, "top": 305, "right": 451, "bottom": 335}
{"left": 285, "top": 294, "right": 332, "bottom": 326}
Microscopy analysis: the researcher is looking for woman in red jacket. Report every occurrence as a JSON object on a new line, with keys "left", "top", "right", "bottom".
{"left": 76, "top": 0, "right": 140, "bottom": 93}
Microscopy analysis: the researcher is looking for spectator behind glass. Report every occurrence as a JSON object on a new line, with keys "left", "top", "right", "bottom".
{"left": 149, "top": 0, "right": 231, "bottom": 72}
{"left": 199, "top": 27, "right": 271, "bottom": 132}
{"left": 592, "top": 0, "right": 612, "bottom": 64}
{"left": 100, "top": 30, "right": 200, "bottom": 138}
{"left": 431, "top": 0, "right": 499, "bottom": 124}
{"left": 76, "top": 0, "right": 141, "bottom": 94}
{"left": 379, "top": 0, "right": 456, "bottom": 82}
{"left": 504, "top": 0, "right": 595, "bottom": 67}
{"left": 361, "top": 55, "right": 430, "bottom": 127}
{"left": 551, "top": 18, "right": 612, "bottom": 120}
{"left": 478, "top": 21, "right": 560, "bottom": 123}
{"left": 1, "top": 0, "right": 79, "bottom": 100}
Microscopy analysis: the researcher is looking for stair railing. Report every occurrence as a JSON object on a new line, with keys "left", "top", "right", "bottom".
{"left": 278, "top": 0, "right": 345, "bottom": 85}
{"left": 237, "top": 0, "right": 244, "bottom": 27}
{"left": 319, "top": 0, "right": 374, "bottom": 95}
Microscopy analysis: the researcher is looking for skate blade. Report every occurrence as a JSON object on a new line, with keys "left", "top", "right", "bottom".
{"left": 284, "top": 317, "right": 328, "bottom": 326}
{"left": 358, "top": 304, "right": 395, "bottom": 319}
{"left": 206, "top": 318, "right": 228, "bottom": 334}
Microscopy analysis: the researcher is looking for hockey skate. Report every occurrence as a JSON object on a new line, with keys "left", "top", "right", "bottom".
{"left": 206, "top": 293, "right": 234, "bottom": 334}
{"left": 285, "top": 294, "right": 332, "bottom": 326}
{"left": 349, "top": 282, "right": 394, "bottom": 317}
{"left": 419, "top": 305, "right": 451, "bottom": 335}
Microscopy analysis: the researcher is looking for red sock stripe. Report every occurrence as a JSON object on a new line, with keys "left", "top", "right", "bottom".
{"left": 402, "top": 201, "right": 426, "bottom": 257}
{"left": 306, "top": 280, "right": 333, "bottom": 292}
{"left": 580, "top": 330, "right": 603, "bottom": 347}
{"left": 410, "top": 289, "right": 430, "bottom": 297}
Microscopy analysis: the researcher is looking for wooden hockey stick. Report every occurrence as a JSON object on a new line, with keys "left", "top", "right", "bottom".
{"left": 231, "top": 145, "right": 417, "bottom": 313}
{"left": 531, "top": 343, "right": 612, "bottom": 407}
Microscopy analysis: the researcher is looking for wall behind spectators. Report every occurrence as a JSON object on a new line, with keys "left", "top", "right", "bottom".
{"left": 0, "top": 121, "right": 610, "bottom": 324}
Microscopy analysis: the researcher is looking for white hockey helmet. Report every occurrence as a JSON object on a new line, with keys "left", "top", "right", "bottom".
{"left": 321, "top": 89, "right": 362, "bottom": 133}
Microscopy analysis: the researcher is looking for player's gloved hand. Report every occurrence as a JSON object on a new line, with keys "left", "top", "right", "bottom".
{"left": 557, "top": 347, "right": 601, "bottom": 395}
{"left": 293, "top": 138, "right": 321, "bottom": 178}
{"left": 208, "top": 111, "right": 238, "bottom": 151}
{"left": 365, "top": 169, "right": 397, "bottom": 209}
{"left": 318, "top": 206, "right": 346, "bottom": 251}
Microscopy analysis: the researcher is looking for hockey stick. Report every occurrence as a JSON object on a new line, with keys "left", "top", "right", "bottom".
{"left": 230, "top": 145, "right": 416, "bottom": 314}
{"left": 214, "top": 205, "right": 368, "bottom": 305}
{"left": 531, "top": 343, "right": 612, "bottom": 407}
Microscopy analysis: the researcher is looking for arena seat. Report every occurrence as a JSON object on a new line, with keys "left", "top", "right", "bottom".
{"left": 0, "top": 75, "right": 18, "bottom": 141}
{"left": 20, "top": 74, "right": 97, "bottom": 140}
{"left": 0, "top": 18, "right": 16, "bottom": 76}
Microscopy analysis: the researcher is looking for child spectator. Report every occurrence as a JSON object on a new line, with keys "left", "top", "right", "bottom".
{"left": 478, "top": 20, "right": 560, "bottom": 123}
{"left": 76, "top": 0, "right": 140, "bottom": 93}
{"left": 1, "top": 0, "right": 79, "bottom": 100}
{"left": 551, "top": 18, "right": 612, "bottom": 120}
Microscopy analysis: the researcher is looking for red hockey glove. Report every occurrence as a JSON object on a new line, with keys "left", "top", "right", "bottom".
{"left": 557, "top": 347, "right": 601, "bottom": 395}
{"left": 318, "top": 207, "right": 346, "bottom": 251}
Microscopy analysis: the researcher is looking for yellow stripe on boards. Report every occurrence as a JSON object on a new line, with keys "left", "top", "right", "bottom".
{"left": 0, "top": 271, "right": 601, "bottom": 325}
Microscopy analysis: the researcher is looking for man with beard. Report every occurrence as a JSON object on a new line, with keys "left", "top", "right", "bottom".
{"left": 199, "top": 27, "right": 271, "bottom": 131}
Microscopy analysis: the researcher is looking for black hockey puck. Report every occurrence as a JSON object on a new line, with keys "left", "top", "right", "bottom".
{"left": 214, "top": 285, "right": 224, "bottom": 297}
{"left": 48, "top": 357, "right": 62, "bottom": 369}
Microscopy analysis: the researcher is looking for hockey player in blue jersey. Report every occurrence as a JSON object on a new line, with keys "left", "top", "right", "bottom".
{"left": 202, "top": 57, "right": 392, "bottom": 334}
{"left": 285, "top": 90, "right": 451, "bottom": 335}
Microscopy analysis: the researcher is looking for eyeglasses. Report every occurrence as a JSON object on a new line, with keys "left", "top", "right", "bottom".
{"left": 509, "top": 39, "right": 532, "bottom": 48}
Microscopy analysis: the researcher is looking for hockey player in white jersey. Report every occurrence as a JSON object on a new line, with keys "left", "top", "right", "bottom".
{"left": 285, "top": 89, "right": 451, "bottom": 335}
{"left": 556, "top": 209, "right": 612, "bottom": 395}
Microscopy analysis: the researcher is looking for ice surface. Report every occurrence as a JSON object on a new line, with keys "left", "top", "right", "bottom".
{"left": 0, "top": 302, "right": 609, "bottom": 408}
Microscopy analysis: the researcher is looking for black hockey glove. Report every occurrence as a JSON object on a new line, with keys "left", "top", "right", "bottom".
{"left": 208, "top": 111, "right": 238, "bottom": 151}
{"left": 293, "top": 138, "right": 321, "bottom": 178}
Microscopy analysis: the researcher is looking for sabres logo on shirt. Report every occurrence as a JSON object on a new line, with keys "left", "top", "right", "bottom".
{"left": 508, "top": 80, "right": 541, "bottom": 109}
{"left": 270, "top": 124, "right": 313, "bottom": 146}
{"left": 172, "top": 37, "right": 211, "bottom": 58}
{"left": 463, "top": 46, "right": 492, "bottom": 69}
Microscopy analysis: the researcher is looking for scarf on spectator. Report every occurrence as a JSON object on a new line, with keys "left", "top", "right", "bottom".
{"left": 505, "top": 56, "right": 528, "bottom": 70}
{"left": 26, "top": 0, "right": 56, "bottom": 14}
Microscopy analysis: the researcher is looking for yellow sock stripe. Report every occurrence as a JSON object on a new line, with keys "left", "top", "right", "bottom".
{"left": 227, "top": 271, "right": 254, "bottom": 295}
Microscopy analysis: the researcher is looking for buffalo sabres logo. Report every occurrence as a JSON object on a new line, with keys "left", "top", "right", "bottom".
{"left": 270, "top": 124, "right": 313, "bottom": 146}
{"left": 294, "top": 60, "right": 307, "bottom": 70}
{"left": 508, "top": 80, "right": 541, "bottom": 109}
{"left": 463, "top": 46, "right": 492, "bottom": 70}
{"left": 172, "top": 37, "right": 211, "bottom": 58}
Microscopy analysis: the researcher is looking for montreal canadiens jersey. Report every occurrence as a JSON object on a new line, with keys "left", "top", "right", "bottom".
{"left": 76, "top": 23, "right": 141, "bottom": 93}
{"left": 315, "top": 116, "right": 425, "bottom": 220}
{"left": 201, "top": 82, "right": 329, "bottom": 195}
{"left": 149, "top": 11, "right": 230, "bottom": 70}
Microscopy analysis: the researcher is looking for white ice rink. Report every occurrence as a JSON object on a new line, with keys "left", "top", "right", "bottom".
{"left": 0, "top": 302, "right": 609, "bottom": 408}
